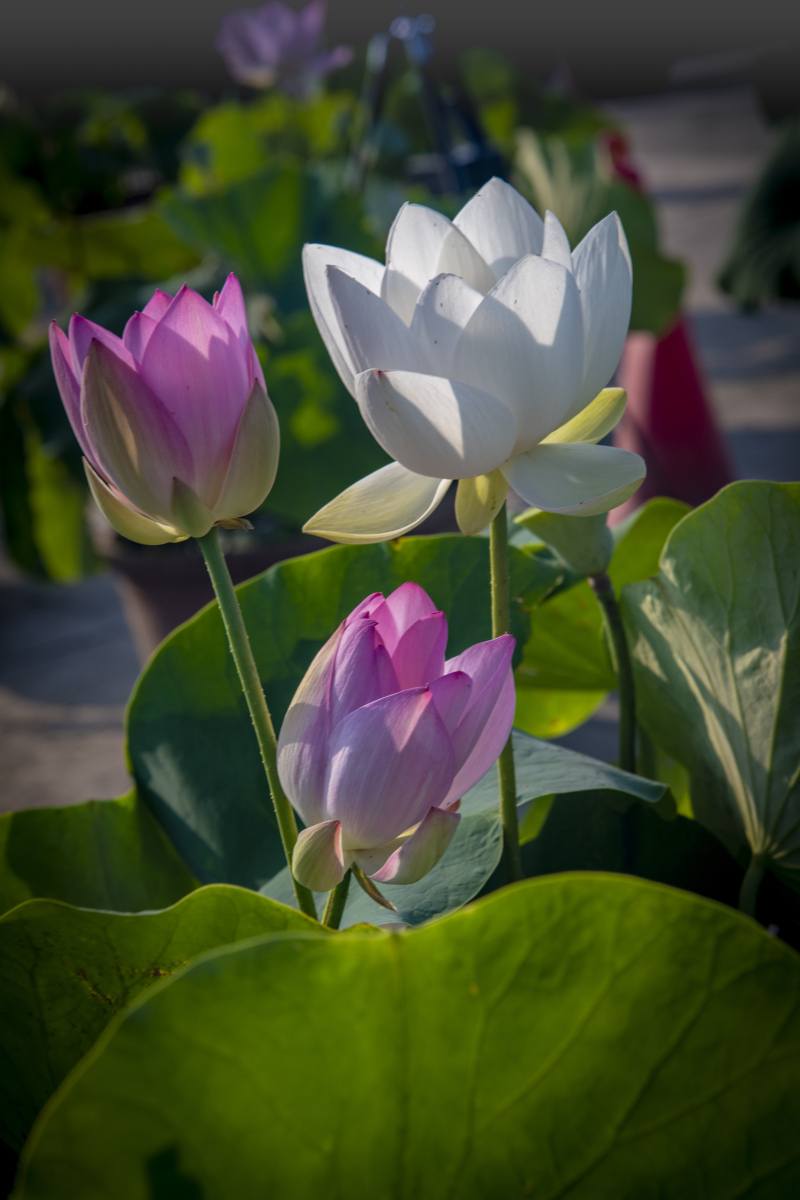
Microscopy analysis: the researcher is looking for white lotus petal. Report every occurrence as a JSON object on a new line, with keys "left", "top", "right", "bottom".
{"left": 541, "top": 210, "right": 574, "bottom": 271}
{"left": 568, "top": 212, "right": 633, "bottom": 419}
{"left": 327, "top": 266, "right": 428, "bottom": 392}
{"left": 302, "top": 462, "right": 451, "bottom": 544}
{"left": 356, "top": 369, "right": 517, "bottom": 480}
{"left": 453, "top": 254, "right": 585, "bottom": 453}
{"left": 380, "top": 203, "right": 457, "bottom": 324}
{"left": 500, "top": 441, "right": 646, "bottom": 516}
{"left": 435, "top": 225, "right": 496, "bottom": 296}
{"left": 303, "top": 244, "right": 384, "bottom": 394}
{"left": 409, "top": 273, "right": 484, "bottom": 376}
{"left": 453, "top": 177, "right": 544, "bottom": 280}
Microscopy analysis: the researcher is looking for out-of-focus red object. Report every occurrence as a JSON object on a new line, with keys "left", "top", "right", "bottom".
{"left": 609, "top": 317, "right": 735, "bottom": 524}
{"left": 600, "top": 129, "right": 643, "bottom": 189}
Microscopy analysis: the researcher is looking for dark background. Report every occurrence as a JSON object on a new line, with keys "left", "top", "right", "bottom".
{"left": 1, "top": 0, "right": 799, "bottom": 113}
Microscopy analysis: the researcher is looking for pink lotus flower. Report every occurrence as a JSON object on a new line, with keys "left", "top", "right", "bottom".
{"left": 278, "top": 582, "right": 515, "bottom": 891}
{"left": 49, "top": 275, "right": 280, "bottom": 545}
{"left": 215, "top": 1, "right": 353, "bottom": 96}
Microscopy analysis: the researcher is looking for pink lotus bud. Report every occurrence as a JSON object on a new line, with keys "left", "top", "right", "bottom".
{"left": 278, "top": 582, "right": 515, "bottom": 889}
{"left": 215, "top": 1, "right": 353, "bottom": 97}
{"left": 49, "top": 275, "right": 280, "bottom": 545}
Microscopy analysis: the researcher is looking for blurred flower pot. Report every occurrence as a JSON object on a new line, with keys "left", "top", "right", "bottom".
{"left": 109, "top": 532, "right": 328, "bottom": 662}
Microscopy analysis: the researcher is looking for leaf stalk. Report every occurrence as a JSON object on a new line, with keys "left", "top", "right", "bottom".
{"left": 489, "top": 504, "right": 523, "bottom": 882}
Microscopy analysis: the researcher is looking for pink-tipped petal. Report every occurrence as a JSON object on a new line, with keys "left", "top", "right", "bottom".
{"left": 369, "top": 581, "right": 438, "bottom": 655}
{"left": 428, "top": 670, "right": 473, "bottom": 735}
{"left": 142, "top": 289, "right": 173, "bottom": 321}
{"left": 391, "top": 610, "right": 448, "bottom": 689}
{"left": 138, "top": 285, "right": 250, "bottom": 505}
{"left": 80, "top": 339, "right": 195, "bottom": 524}
{"left": 122, "top": 312, "right": 158, "bottom": 364}
{"left": 214, "top": 274, "right": 249, "bottom": 358}
{"left": 50, "top": 323, "right": 100, "bottom": 471}
{"left": 369, "top": 806, "right": 460, "bottom": 885}
{"left": 291, "top": 820, "right": 345, "bottom": 892}
{"left": 68, "top": 314, "right": 136, "bottom": 377}
{"left": 277, "top": 622, "right": 344, "bottom": 827}
{"left": 345, "top": 592, "right": 384, "bottom": 626}
{"left": 443, "top": 668, "right": 516, "bottom": 808}
{"left": 329, "top": 617, "right": 398, "bottom": 727}
{"left": 325, "top": 688, "right": 455, "bottom": 848}
{"left": 446, "top": 635, "right": 515, "bottom": 773}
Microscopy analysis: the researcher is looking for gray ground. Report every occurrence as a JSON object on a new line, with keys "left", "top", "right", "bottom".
{"left": 1, "top": 83, "right": 798, "bottom": 811}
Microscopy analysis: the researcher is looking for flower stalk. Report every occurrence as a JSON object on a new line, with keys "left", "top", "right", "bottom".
{"left": 322, "top": 870, "right": 351, "bottom": 929}
{"left": 197, "top": 527, "right": 318, "bottom": 921}
{"left": 739, "top": 853, "right": 766, "bottom": 918}
{"left": 490, "top": 504, "right": 523, "bottom": 882}
{"left": 589, "top": 572, "right": 637, "bottom": 775}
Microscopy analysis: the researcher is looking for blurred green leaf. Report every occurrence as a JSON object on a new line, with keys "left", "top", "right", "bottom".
{"left": 0, "top": 886, "right": 322, "bottom": 1152}
{"left": 75, "top": 208, "right": 199, "bottom": 280}
{"left": 16, "top": 877, "right": 800, "bottom": 1199}
{"left": 0, "top": 792, "right": 197, "bottom": 918}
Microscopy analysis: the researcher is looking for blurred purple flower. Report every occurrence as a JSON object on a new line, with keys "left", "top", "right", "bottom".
{"left": 215, "top": 1, "right": 353, "bottom": 96}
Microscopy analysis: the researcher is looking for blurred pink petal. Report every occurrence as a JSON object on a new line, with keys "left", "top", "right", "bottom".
{"left": 369, "top": 806, "right": 460, "bottom": 885}
{"left": 325, "top": 688, "right": 455, "bottom": 848}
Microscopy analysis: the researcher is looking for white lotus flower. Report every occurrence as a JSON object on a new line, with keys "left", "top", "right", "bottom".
{"left": 302, "top": 177, "right": 645, "bottom": 541}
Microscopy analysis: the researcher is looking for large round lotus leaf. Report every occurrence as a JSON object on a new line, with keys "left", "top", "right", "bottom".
{"left": 15, "top": 875, "right": 800, "bottom": 1199}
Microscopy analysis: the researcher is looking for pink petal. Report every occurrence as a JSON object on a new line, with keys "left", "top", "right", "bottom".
{"left": 345, "top": 592, "right": 384, "bottom": 626}
{"left": 214, "top": 274, "right": 249, "bottom": 357}
{"left": 142, "top": 289, "right": 173, "bottom": 320}
{"left": 122, "top": 312, "right": 158, "bottom": 364}
{"left": 442, "top": 669, "right": 516, "bottom": 808}
{"left": 277, "top": 622, "right": 344, "bottom": 827}
{"left": 68, "top": 314, "right": 136, "bottom": 378}
{"left": 369, "top": 581, "right": 438, "bottom": 655}
{"left": 138, "top": 285, "right": 250, "bottom": 507}
{"left": 330, "top": 617, "right": 399, "bottom": 727}
{"left": 50, "top": 323, "right": 101, "bottom": 472}
{"left": 80, "top": 339, "right": 194, "bottom": 522}
{"left": 369, "top": 806, "right": 460, "bottom": 885}
{"left": 428, "top": 670, "right": 472, "bottom": 735}
{"left": 325, "top": 687, "right": 455, "bottom": 849}
{"left": 445, "top": 635, "right": 516, "bottom": 776}
{"left": 291, "top": 820, "right": 345, "bottom": 892}
{"left": 391, "top": 611, "right": 448, "bottom": 689}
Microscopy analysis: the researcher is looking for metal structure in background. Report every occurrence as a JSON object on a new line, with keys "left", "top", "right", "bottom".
{"left": 345, "top": 13, "right": 506, "bottom": 197}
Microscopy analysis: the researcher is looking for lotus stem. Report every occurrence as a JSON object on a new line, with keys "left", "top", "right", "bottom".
{"left": 739, "top": 853, "right": 766, "bottom": 918}
{"left": 322, "top": 870, "right": 351, "bottom": 930}
{"left": 197, "top": 527, "right": 318, "bottom": 921}
{"left": 589, "top": 572, "right": 637, "bottom": 775}
{"left": 489, "top": 503, "right": 523, "bottom": 883}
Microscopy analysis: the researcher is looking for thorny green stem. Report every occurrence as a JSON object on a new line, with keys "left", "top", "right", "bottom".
{"left": 739, "top": 853, "right": 766, "bottom": 918}
{"left": 590, "top": 572, "right": 637, "bottom": 775}
{"left": 489, "top": 504, "right": 523, "bottom": 883}
{"left": 322, "top": 870, "right": 351, "bottom": 929}
{"left": 197, "top": 527, "right": 318, "bottom": 921}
